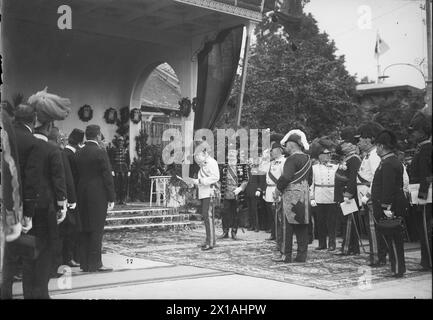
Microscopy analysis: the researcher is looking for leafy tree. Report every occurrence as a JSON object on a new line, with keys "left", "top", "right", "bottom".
{"left": 216, "top": 0, "right": 360, "bottom": 140}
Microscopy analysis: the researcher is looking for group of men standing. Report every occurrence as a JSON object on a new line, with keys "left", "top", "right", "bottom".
{"left": 191, "top": 112, "right": 431, "bottom": 278}
{"left": 1, "top": 88, "right": 116, "bottom": 299}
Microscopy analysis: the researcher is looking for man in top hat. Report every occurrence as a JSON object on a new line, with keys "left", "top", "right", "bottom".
{"left": 334, "top": 126, "right": 362, "bottom": 256}
{"left": 371, "top": 130, "right": 408, "bottom": 277}
{"left": 407, "top": 111, "right": 432, "bottom": 271}
{"left": 310, "top": 137, "right": 339, "bottom": 251}
{"left": 265, "top": 141, "right": 286, "bottom": 248}
{"left": 109, "top": 136, "right": 130, "bottom": 205}
{"left": 23, "top": 87, "right": 69, "bottom": 299}
{"left": 355, "top": 121, "right": 386, "bottom": 266}
{"left": 275, "top": 130, "right": 312, "bottom": 263}
{"left": 76, "top": 125, "right": 115, "bottom": 272}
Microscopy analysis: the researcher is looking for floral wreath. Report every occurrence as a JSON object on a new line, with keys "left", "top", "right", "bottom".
{"left": 78, "top": 104, "right": 93, "bottom": 122}
{"left": 130, "top": 108, "right": 142, "bottom": 124}
{"left": 104, "top": 107, "right": 118, "bottom": 124}
{"left": 178, "top": 97, "right": 192, "bottom": 117}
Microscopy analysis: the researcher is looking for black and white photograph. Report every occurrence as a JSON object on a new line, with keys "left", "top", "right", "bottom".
{"left": 0, "top": 0, "right": 431, "bottom": 305}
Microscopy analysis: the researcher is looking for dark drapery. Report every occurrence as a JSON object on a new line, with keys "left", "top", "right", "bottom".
{"left": 194, "top": 25, "right": 244, "bottom": 130}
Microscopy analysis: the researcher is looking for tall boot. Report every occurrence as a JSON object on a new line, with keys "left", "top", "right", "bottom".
{"left": 231, "top": 228, "right": 238, "bottom": 240}
{"left": 218, "top": 229, "right": 229, "bottom": 239}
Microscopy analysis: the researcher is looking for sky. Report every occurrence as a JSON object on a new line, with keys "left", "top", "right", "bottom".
{"left": 303, "top": 0, "right": 428, "bottom": 88}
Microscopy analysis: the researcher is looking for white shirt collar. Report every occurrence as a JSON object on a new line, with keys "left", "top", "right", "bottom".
{"left": 86, "top": 140, "right": 99, "bottom": 146}
{"left": 34, "top": 133, "right": 48, "bottom": 142}
{"left": 65, "top": 145, "right": 77, "bottom": 153}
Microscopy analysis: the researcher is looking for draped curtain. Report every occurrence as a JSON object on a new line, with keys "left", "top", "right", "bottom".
{"left": 194, "top": 25, "right": 244, "bottom": 130}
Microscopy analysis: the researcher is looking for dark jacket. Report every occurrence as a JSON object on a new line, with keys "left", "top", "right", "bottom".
{"left": 14, "top": 122, "right": 39, "bottom": 217}
{"left": 408, "top": 140, "right": 432, "bottom": 200}
{"left": 277, "top": 153, "right": 312, "bottom": 192}
{"left": 371, "top": 153, "right": 408, "bottom": 217}
{"left": 64, "top": 146, "right": 79, "bottom": 190}
{"left": 76, "top": 141, "right": 115, "bottom": 232}
{"left": 30, "top": 135, "right": 67, "bottom": 246}
{"left": 61, "top": 150, "right": 76, "bottom": 204}
{"left": 334, "top": 153, "right": 361, "bottom": 203}
{"left": 220, "top": 163, "right": 249, "bottom": 206}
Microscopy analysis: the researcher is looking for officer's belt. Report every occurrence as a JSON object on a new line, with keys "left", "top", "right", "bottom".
{"left": 314, "top": 184, "right": 334, "bottom": 187}
{"left": 357, "top": 173, "right": 371, "bottom": 186}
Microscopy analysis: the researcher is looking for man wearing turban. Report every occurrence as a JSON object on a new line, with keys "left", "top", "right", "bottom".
{"left": 21, "top": 87, "right": 69, "bottom": 299}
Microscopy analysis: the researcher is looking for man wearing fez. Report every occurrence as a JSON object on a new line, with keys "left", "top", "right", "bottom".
{"left": 109, "top": 136, "right": 130, "bottom": 205}
{"left": 275, "top": 130, "right": 312, "bottom": 263}
{"left": 407, "top": 111, "right": 432, "bottom": 271}
{"left": 62, "top": 128, "right": 84, "bottom": 267}
{"left": 24, "top": 88, "right": 69, "bottom": 299}
{"left": 355, "top": 122, "right": 386, "bottom": 266}
{"left": 334, "top": 127, "right": 362, "bottom": 256}
{"left": 76, "top": 125, "right": 115, "bottom": 272}
{"left": 371, "top": 130, "right": 408, "bottom": 277}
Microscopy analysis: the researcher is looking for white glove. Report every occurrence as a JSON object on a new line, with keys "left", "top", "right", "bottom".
{"left": 57, "top": 210, "right": 67, "bottom": 224}
{"left": 112, "top": 171, "right": 115, "bottom": 177}
{"left": 233, "top": 187, "right": 242, "bottom": 196}
{"left": 6, "top": 223, "right": 22, "bottom": 242}
{"left": 191, "top": 178, "right": 199, "bottom": 185}
{"left": 310, "top": 200, "right": 317, "bottom": 207}
{"left": 255, "top": 191, "right": 261, "bottom": 197}
{"left": 384, "top": 210, "right": 393, "bottom": 218}
{"left": 127, "top": 171, "right": 131, "bottom": 177}
{"left": 344, "top": 197, "right": 351, "bottom": 204}
{"left": 67, "top": 202, "right": 76, "bottom": 210}
{"left": 107, "top": 202, "right": 115, "bottom": 211}
{"left": 21, "top": 217, "right": 33, "bottom": 234}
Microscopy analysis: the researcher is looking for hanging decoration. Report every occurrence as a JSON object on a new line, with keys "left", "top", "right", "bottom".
{"left": 119, "top": 106, "right": 130, "bottom": 124}
{"left": 178, "top": 97, "right": 192, "bottom": 117}
{"left": 130, "top": 108, "right": 142, "bottom": 124}
{"left": 78, "top": 104, "right": 93, "bottom": 122}
{"left": 104, "top": 107, "right": 118, "bottom": 124}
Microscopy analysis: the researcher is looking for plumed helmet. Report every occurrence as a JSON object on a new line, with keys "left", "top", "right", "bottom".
{"left": 376, "top": 129, "right": 398, "bottom": 150}
{"left": 28, "top": 87, "right": 71, "bottom": 125}
{"left": 310, "top": 137, "right": 336, "bottom": 159}
{"left": 356, "top": 121, "right": 384, "bottom": 141}
{"left": 409, "top": 111, "right": 432, "bottom": 135}
{"left": 281, "top": 129, "right": 309, "bottom": 151}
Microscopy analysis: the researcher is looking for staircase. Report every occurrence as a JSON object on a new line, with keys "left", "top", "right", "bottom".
{"left": 104, "top": 204, "right": 202, "bottom": 231}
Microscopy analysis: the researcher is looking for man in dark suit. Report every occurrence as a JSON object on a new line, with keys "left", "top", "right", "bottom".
{"left": 23, "top": 87, "right": 70, "bottom": 299}
{"left": 62, "top": 128, "right": 84, "bottom": 267}
{"left": 1, "top": 102, "right": 39, "bottom": 299}
{"left": 76, "top": 125, "right": 115, "bottom": 272}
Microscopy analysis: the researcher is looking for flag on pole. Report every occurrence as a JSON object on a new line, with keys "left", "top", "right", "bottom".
{"left": 374, "top": 33, "right": 390, "bottom": 59}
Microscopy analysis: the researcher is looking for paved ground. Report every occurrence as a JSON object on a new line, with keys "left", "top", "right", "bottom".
{"left": 11, "top": 226, "right": 432, "bottom": 300}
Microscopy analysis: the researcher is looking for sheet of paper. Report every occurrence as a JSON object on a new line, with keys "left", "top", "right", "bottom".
{"left": 340, "top": 199, "right": 359, "bottom": 216}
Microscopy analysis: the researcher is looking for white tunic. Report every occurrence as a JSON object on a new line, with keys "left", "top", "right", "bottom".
{"left": 310, "top": 162, "right": 338, "bottom": 204}
{"left": 265, "top": 155, "right": 286, "bottom": 202}
{"left": 197, "top": 156, "right": 220, "bottom": 200}
{"left": 357, "top": 147, "right": 381, "bottom": 200}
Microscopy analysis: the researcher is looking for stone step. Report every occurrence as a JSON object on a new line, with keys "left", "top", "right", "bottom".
{"left": 104, "top": 221, "right": 202, "bottom": 231}
{"left": 108, "top": 207, "right": 179, "bottom": 217}
{"left": 106, "top": 214, "right": 200, "bottom": 226}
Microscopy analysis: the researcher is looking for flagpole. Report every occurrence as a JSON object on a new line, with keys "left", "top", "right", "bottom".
{"left": 376, "top": 30, "right": 381, "bottom": 83}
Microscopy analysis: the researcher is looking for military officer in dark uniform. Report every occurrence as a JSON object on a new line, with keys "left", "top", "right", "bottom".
{"left": 76, "top": 125, "right": 115, "bottom": 272}
{"left": 334, "top": 127, "right": 362, "bottom": 256}
{"left": 371, "top": 130, "right": 408, "bottom": 278}
{"left": 62, "top": 128, "right": 84, "bottom": 267}
{"left": 407, "top": 111, "right": 432, "bottom": 271}
{"left": 109, "top": 136, "right": 130, "bottom": 205}
{"left": 219, "top": 147, "right": 249, "bottom": 240}
{"left": 24, "top": 88, "right": 69, "bottom": 299}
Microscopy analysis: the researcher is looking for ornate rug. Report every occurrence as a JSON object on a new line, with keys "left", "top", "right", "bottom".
{"left": 103, "top": 227, "right": 428, "bottom": 291}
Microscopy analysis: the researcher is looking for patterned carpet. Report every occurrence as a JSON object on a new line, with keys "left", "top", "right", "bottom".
{"left": 103, "top": 226, "right": 428, "bottom": 291}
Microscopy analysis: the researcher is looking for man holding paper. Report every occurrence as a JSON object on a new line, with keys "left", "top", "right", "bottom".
{"left": 407, "top": 111, "right": 432, "bottom": 271}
